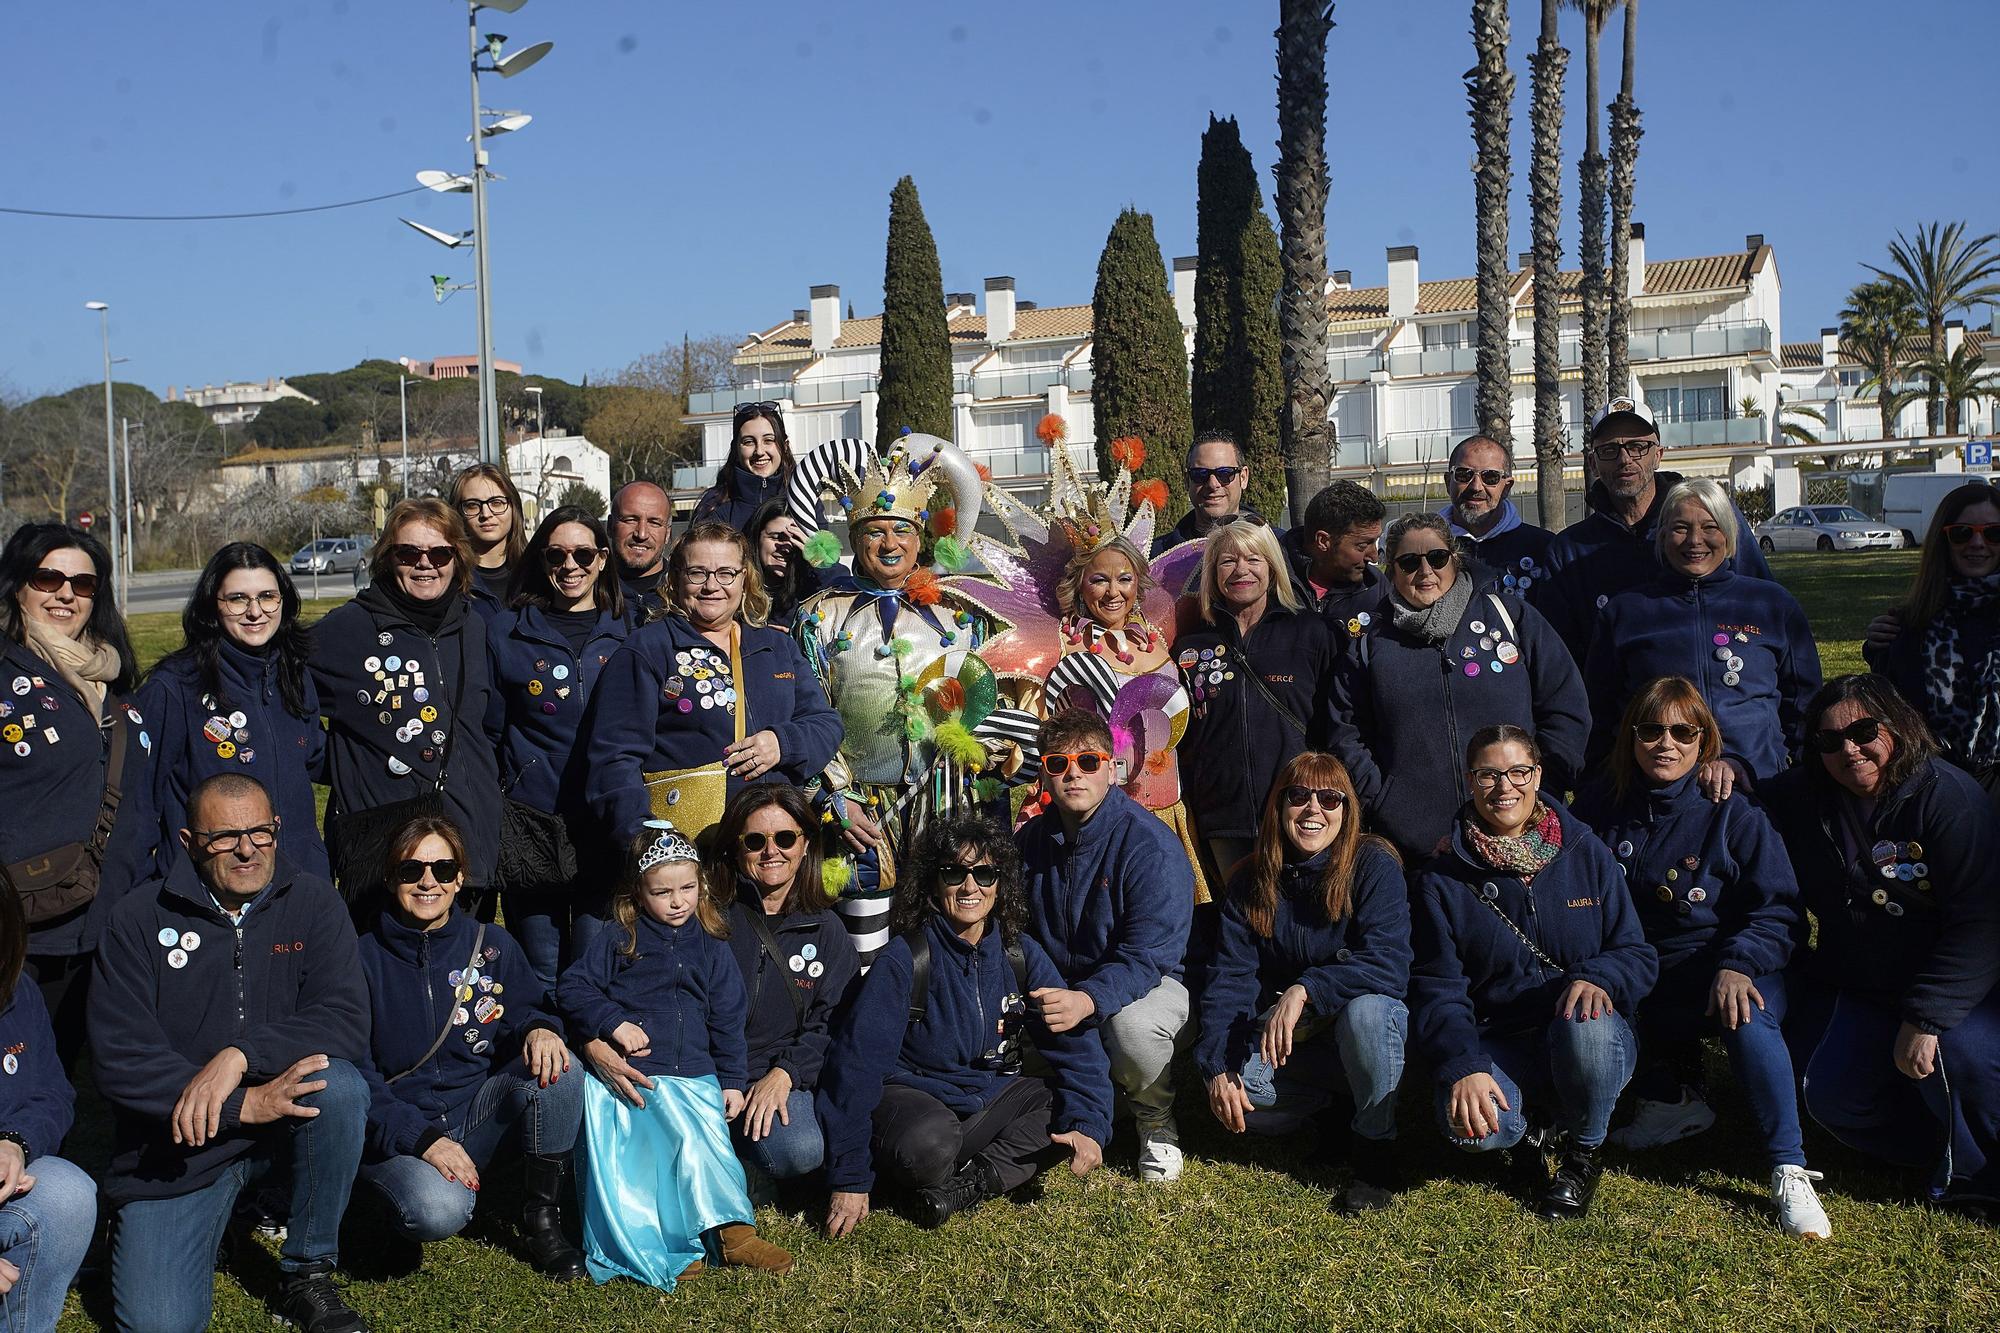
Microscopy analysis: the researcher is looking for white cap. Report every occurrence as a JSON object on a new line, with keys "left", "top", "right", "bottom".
{"left": 1589, "top": 394, "right": 1658, "bottom": 441}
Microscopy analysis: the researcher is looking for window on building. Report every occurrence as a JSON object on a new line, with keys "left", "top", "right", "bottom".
{"left": 1645, "top": 384, "right": 1727, "bottom": 422}
{"left": 1421, "top": 320, "right": 1471, "bottom": 350}
{"left": 1837, "top": 370, "right": 1862, "bottom": 388}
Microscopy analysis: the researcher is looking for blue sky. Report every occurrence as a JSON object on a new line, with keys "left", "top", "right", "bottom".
{"left": 6, "top": 0, "right": 1995, "bottom": 401}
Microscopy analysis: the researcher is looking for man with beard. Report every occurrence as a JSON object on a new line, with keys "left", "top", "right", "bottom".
{"left": 609, "top": 482, "right": 672, "bottom": 621}
{"left": 1441, "top": 434, "right": 1554, "bottom": 594}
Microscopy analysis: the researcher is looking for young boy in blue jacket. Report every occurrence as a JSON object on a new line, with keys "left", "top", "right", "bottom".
{"left": 1016, "top": 710, "right": 1194, "bottom": 1184}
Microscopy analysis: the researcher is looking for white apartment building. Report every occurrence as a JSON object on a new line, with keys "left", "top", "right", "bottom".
{"left": 1778, "top": 319, "right": 1995, "bottom": 446}
{"left": 682, "top": 224, "right": 1785, "bottom": 493}
{"left": 169, "top": 378, "right": 318, "bottom": 428}
{"left": 216, "top": 430, "right": 609, "bottom": 523}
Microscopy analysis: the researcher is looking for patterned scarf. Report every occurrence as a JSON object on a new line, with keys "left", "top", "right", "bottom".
{"left": 1465, "top": 802, "right": 1564, "bottom": 881}
{"left": 1385, "top": 566, "right": 1475, "bottom": 645}
{"left": 1923, "top": 574, "right": 2000, "bottom": 770}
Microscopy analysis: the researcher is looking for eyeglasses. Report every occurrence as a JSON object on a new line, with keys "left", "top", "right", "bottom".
{"left": 27, "top": 568, "right": 99, "bottom": 598}
{"left": 1810, "top": 717, "right": 1884, "bottom": 754}
{"left": 1042, "top": 750, "right": 1111, "bottom": 776}
{"left": 393, "top": 857, "right": 461, "bottom": 885}
{"left": 457, "top": 496, "right": 512, "bottom": 517}
{"left": 192, "top": 822, "right": 279, "bottom": 854}
{"left": 681, "top": 567, "right": 743, "bottom": 587}
{"left": 1282, "top": 785, "right": 1347, "bottom": 810}
{"left": 542, "top": 546, "right": 603, "bottom": 570}
{"left": 1450, "top": 467, "right": 1510, "bottom": 487}
{"left": 1219, "top": 512, "right": 1270, "bottom": 529}
{"left": 391, "top": 544, "right": 455, "bottom": 569}
{"left": 1633, "top": 722, "right": 1704, "bottom": 744}
{"left": 1391, "top": 548, "right": 1453, "bottom": 575}
{"left": 942, "top": 863, "right": 1001, "bottom": 888}
{"left": 1943, "top": 523, "right": 2000, "bottom": 546}
{"left": 218, "top": 590, "right": 283, "bottom": 616}
{"left": 739, "top": 829, "right": 802, "bottom": 852}
{"left": 1186, "top": 466, "right": 1245, "bottom": 487}
{"left": 1469, "top": 765, "right": 1539, "bottom": 790}
{"left": 1590, "top": 438, "right": 1659, "bottom": 462}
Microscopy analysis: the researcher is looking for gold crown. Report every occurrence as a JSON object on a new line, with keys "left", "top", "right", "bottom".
{"left": 832, "top": 439, "right": 952, "bottom": 529}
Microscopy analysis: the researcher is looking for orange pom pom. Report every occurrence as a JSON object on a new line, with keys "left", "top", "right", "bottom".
{"left": 1036, "top": 414, "right": 1068, "bottom": 445}
{"left": 935, "top": 678, "right": 965, "bottom": 712}
{"left": 975, "top": 462, "right": 992, "bottom": 482}
{"left": 905, "top": 568, "right": 942, "bottom": 606}
{"left": 1109, "top": 436, "right": 1147, "bottom": 471}
{"left": 930, "top": 506, "right": 958, "bottom": 537}
{"left": 1132, "top": 479, "right": 1169, "bottom": 512}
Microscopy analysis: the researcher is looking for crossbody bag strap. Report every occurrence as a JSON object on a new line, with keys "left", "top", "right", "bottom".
{"left": 1468, "top": 881, "right": 1562, "bottom": 972}
{"left": 388, "top": 923, "right": 485, "bottom": 1084}
{"left": 91, "top": 703, "right": 133, "bottom": 849}
{"left": 745, "top": 906, "right": 806, "bottom": 1023}
{"left": 903, "top": 928, "right": 932, "bottom": 1023}
{"left": 1484, "top": 593, "right": 1518, "bottom": 642}
{"left": 432, "top": 627, "right": 469, "bottom": 793}
{"left": 730, "top": 623, "right": 748, "bottom": 745}
{"left": 1238, "top": 656, "right": 1310, "bottom": 741}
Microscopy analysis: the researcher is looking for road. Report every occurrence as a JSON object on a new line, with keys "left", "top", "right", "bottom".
{"left": 123, "top": 567, "right": 356, "bottom": 616}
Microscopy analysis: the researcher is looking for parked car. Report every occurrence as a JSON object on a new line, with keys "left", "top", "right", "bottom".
{"left": 1754, "top": 506, "right": 1904, "bottom": 554}
{"left": 289, "top": 537, "right": 365, "bottom": 574}
{"left": 1884, "top": 470, "right": 1984, "bottom": 548}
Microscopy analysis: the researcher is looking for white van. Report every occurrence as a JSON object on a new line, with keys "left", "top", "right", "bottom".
{"left": 1883, "top": 471, "right": 1989, "bottom": 546}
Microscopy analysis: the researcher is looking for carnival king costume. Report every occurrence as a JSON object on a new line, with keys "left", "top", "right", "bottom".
{"left": 945, "top": 420, "right": 1212, "bottom": 901}
{"left": 789, "top": 433, "right": 1039, "bottom": 965}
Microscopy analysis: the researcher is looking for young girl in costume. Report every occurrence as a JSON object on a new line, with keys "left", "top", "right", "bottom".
{"left": 558, "top": 822, "right": 793, "bottom": 1287}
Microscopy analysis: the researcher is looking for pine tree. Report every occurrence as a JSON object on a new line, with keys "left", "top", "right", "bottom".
{"left": 1092, "top": 208, "right": 1193, "bottom": 519}
{"left": 1193, "top": 115, "right": 1287, "bottom": 522}
{"left": 874, "top": 176, "right": 954, "bottom": 449}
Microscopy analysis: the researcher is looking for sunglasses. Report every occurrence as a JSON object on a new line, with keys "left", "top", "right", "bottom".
{"left": 738, "top": 829, "right": 802, "bottom": 852}
{"left": 391, "top": 544, "right": 456, "bottom": 569}
{"left": 1810, "top": 717, "right": 1884, "bottom": 754}
{"left": 27, "top": 568, "right": 99, "bottom": 598}
{"left": 1042, "top": 750, "right": 1111, "bottom": 776}
{"left": 1282, "top": 785, "right": 1347, "bottom": 810}
{"left": 1943, "top": 523, "right": 2000, "bottom": 546}
{"left": 1634, "top": 722, "right": 1704, "bottom": 744}
{"left": 943, "top": 862, "right": 1001, "bottom": 887}
{"left": 1450, "top": 467, "right": 1509, "bottom": 487}
{"left": 542, "top": 546, "right": 603, "bottom": 570}
{"left": 1391, "top": 548, "right": 1452, "bottom": 575}
{"left": 393, "top": 857, "right": 461, "bottom": 884}
{"left": 1186, "top": 466, "right": 1244, "bottom": 487}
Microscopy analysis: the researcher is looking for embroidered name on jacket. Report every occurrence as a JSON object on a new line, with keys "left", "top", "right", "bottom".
{"left": 1565, "top": 897, "right": 1599, "bottom": 909}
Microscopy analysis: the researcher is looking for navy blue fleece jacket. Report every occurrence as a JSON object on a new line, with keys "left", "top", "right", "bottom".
{"left": 556, "top": 913, "right": 749, "bottom": 1087}
{"left": 725, "top": 892, "right": 859, "bottom": 1088}
{"left": 0, "top": 983, "right": 74, "bottom": 1161}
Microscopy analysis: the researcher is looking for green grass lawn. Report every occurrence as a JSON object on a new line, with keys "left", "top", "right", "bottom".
{"left": 58, "top": 550, "right": 1977, "bottom": 1333}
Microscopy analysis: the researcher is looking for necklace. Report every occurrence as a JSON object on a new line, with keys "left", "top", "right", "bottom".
{"left": 1062, "top": 616, "right": 1160, "bottom": 666}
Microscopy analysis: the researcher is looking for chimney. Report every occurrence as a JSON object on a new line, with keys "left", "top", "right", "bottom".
{"left": 1947, "top": 318, "right": 1965, "bottom": 355}
{"left": 809, "top": 284, "right": 841, "bottom": 351}
{"left": 1017, "top": 300, "right": 1037, "bottom": 311}
{"left": 1820, "top": 326, "right": 1840, "bottom": 368}
{"left": 1517, "top": 252, "right": 1534, "bottom": 271}
{"left": 1172, "top": 255, "right": 1197, "bottom": 327}
{"left": 945, "top": 292, "right": 978, "bottom": 317}
{"left": 1331, "top": 269, "right": 1352, "bottom": 290}
{"left": 168, "top": 385, "right": 178, "bottom": 402}
{"left": 1745, "top": 233, "right": 1765, "bottom": 253}
{"left": 985, "top": 276, "right": 1016, "bottom": 343}
{"left": 1386, "top": 245, "right": 1420, "bottom": 320}
{"left": 792, "top": 308, "right": 808, "bottom": 324}
{"left": 1626, "top": 222, "right": 1646, "bottom": 299}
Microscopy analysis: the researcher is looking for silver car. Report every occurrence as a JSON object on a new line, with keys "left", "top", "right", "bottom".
{"left": 1754, "top": 505, "right": 1904, "bottom": 554}
{"left": 289, "top": 537, "right": 366, "bottom": 574}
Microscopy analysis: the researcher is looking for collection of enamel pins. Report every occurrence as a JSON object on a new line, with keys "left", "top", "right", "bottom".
{"left": 359, "top": 630, "right": 444, "bottom": 776}
{"left": 4, "top": 672, "right": 148, "bottom": 759}
{"left": 662, "top": 645, "right": 737, "bottom": 716}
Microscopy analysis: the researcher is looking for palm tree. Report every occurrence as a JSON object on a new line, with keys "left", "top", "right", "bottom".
{"left": 1866, "top": 221, "right": 2000, "bottom": 435}
{"left": 1468, "top": 0, "right": 1516, "bottom": 451}
{"left": 1840, "top": 279, "right": 1921, "bottom": 441}
{"left": 1274, "top": 0, "right": 1337, "bottom": 526}
{"left": 1604, "top": 0, "right": 1642, "bottom": 402}
{"left": 1565, "top": 0, "right": 1620, "bottom": 423}
{"left": 1528, "top": 0, "right": 1568, "bottom": 527}
{"left": 1906, "top": 342, "right": 1999, "bottom": 436}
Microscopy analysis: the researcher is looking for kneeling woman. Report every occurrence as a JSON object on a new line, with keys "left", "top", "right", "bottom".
{"left": 819, "top": 816, "right": 1112, "bottom": 1237}
{"left": 1576, "top": 679, "right": 1829, "bottom": 1238}
{"left": 558, "top": 825, "right": 792, "bottom": 1288}
{"left": 1765, "top": 674, "right": 2000, "bottom": 1216}
{"left": 1411, "top": 725, "right": 1658, "bottom": 1221}
{"left": 1198, "top": 752, "right": 1410, "bottom": 1215}
{"left": 356, "top": 816, "right": 587, "bottom": 1278}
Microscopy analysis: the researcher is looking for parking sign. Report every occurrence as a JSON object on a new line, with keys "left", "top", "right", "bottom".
{"left": 1969, "top": 440, "right": 1993, "bottom": 471}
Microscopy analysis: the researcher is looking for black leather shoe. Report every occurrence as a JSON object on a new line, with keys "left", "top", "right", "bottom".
{"left": 1506, "top": 1140, "right": 1550, "bottom": 1199}
{"left": 1535, "top": 1146, "right": 1604, "bottom": 1221}
{"left": 1335, "top": 1136, "right": 1403, "bottom": 1215}
{"left": 275, "top": 1261, "right": 367, "bottom": 1333}
{"left": 521, "top": 1153, "right": 588, "bottom": 1281}
{"left": 911, "top": 1159, "right": 1003, "bottom": 1229}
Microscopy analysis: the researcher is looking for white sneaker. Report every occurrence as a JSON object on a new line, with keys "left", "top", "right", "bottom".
{"left": 1608, "top": 1089, "right": 1716, "bottom": 1150}
{"left": 1772, "top": 1164, "right": 1833, "bottom": 1239}
{"left": 1136, "top": 1131, "right": 1184, "bottom": 1183}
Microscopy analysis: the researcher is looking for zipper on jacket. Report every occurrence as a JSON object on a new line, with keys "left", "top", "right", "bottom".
{"left": 233, "top": 924, "right": 247, "bottom": 1034}
{"left": 673, "top": 929, "right": 685, "bottom": 1075}
{"left": 1440, "top": 649, "right": 1466, "bottom": 807}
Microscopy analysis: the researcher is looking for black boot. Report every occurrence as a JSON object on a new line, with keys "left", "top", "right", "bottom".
{"left": 274, "top": 1260, "right": 367, "bottom": 1333}
{"left": 1335, "top": 1135, "right": 1403, "bottom": 1215}
{"left": 1505, "top": 1132, "right": 1551, "bottom": 1200}
{"left": 911, "top": 1158, "right": 1003, "bottom": 1229}
{"left": 1535, "top": 1143, "right": 1605, "bottom": 1221}
{"left": 521, "top": 1153, "right": 588, "bottom": 1281}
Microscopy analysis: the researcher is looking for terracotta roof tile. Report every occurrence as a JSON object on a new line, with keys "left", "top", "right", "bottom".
{"left": 1780, "top": 328, "right": 1987, "bottom": 370}
{"left": 1009, "top": 303, "right": 1093, "bottom": 340}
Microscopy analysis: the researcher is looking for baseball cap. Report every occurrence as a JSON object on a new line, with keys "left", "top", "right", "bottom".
{"left": 1589, "top": 395, "right": 1658, "bottom": 441}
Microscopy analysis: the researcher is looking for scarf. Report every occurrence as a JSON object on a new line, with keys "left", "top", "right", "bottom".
{"left": 1924, "top": 573, "right": 2000, "bottom": 769}
{"left": 375, "top": 579, "right": 456, "bottom": 637}
{"left": 1465, "top": 802, "right": 1563, "bottom": 881}
{"left": 20, "top": 618, "right": 121, "bottom": 719}
{"left": 1386, "top": 566, "right": 1475, "bottom": 645}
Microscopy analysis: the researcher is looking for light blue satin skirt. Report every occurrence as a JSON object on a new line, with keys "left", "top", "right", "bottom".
{"left": 578, "top": 1073, "right": 754, "bottom": 1289}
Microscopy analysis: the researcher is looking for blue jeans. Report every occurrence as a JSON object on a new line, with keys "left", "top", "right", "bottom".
{"left": 1633, "top": 962, "right": 1805, "bottom": 1167}
{"left": 110, "top": 1057, "right": 368, "bottom": 1333}
{"left": 502, "top": 891, "right": 573, "bottom": 990}
{"left": 730, "top": 1089, "right": 823, "bottom": 1181}
{"left": 0, "top": 1155, "right": 94, "bottom": 1333}
{"left": 1435, "top": 1010, "right": 1638, "bottom": 1152}
{"left": 1238, "top": 993, "right": 1407, "bottom": 1141}
{"left": 361, "top": 1055, "right": 585, "bottom": 1241}
{"left": 1804, "top": 989, "right": 2000, "bottom": 1198}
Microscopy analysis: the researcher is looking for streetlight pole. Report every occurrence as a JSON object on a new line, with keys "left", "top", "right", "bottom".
{"left": 468, "top": 9, "right": 500, "bottom": 464}
{"left": 400, "top": 373, "right": 411, "bottom": 497}
{"left": 121, "top": 418, "right": 134, "bottom": 590}
{"left": 85, "top": 302, "right": 122, "bottom": 610}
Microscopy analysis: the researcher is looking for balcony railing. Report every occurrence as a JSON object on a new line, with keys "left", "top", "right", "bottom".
{"left": 1337, "top": 411, "right": 1767, "bottom": 470}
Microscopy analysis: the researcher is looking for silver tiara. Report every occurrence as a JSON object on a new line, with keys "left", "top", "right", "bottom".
{"left": 638, "top": 820, "right": 699, "bottom": 872}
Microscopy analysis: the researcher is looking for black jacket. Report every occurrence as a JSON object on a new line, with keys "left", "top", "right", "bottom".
{"left": 725, "top": 892, "right": 859, "bottom": 1088}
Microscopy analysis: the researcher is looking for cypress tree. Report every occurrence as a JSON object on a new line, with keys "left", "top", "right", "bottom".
{"left": 875, "top": 175, "right": 954, "bottom": 449}
{"left": 1091, "top": 208, "right": 1193, "bottom": 518}
{"left": 1192, "top": 114, "right": 1286, "bottom": 522}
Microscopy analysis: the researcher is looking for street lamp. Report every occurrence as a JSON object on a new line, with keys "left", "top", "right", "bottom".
{"left": 84, "top": 302, "right": 123, "bottom": 610}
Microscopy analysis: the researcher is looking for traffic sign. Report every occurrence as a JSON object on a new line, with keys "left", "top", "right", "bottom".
{"left": 76, "top": 511, "right": 94, "bottom": 529}
{"left": 1968, "top": 440, "right": 1993, "bottom": 471}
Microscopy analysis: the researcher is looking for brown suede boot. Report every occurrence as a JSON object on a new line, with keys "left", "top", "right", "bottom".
{"left": 678, "top": 1260, "right": 706, "bottom": 1281}
{"left": 714, "top": 1223, "right": 793, "bottom": 1274}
